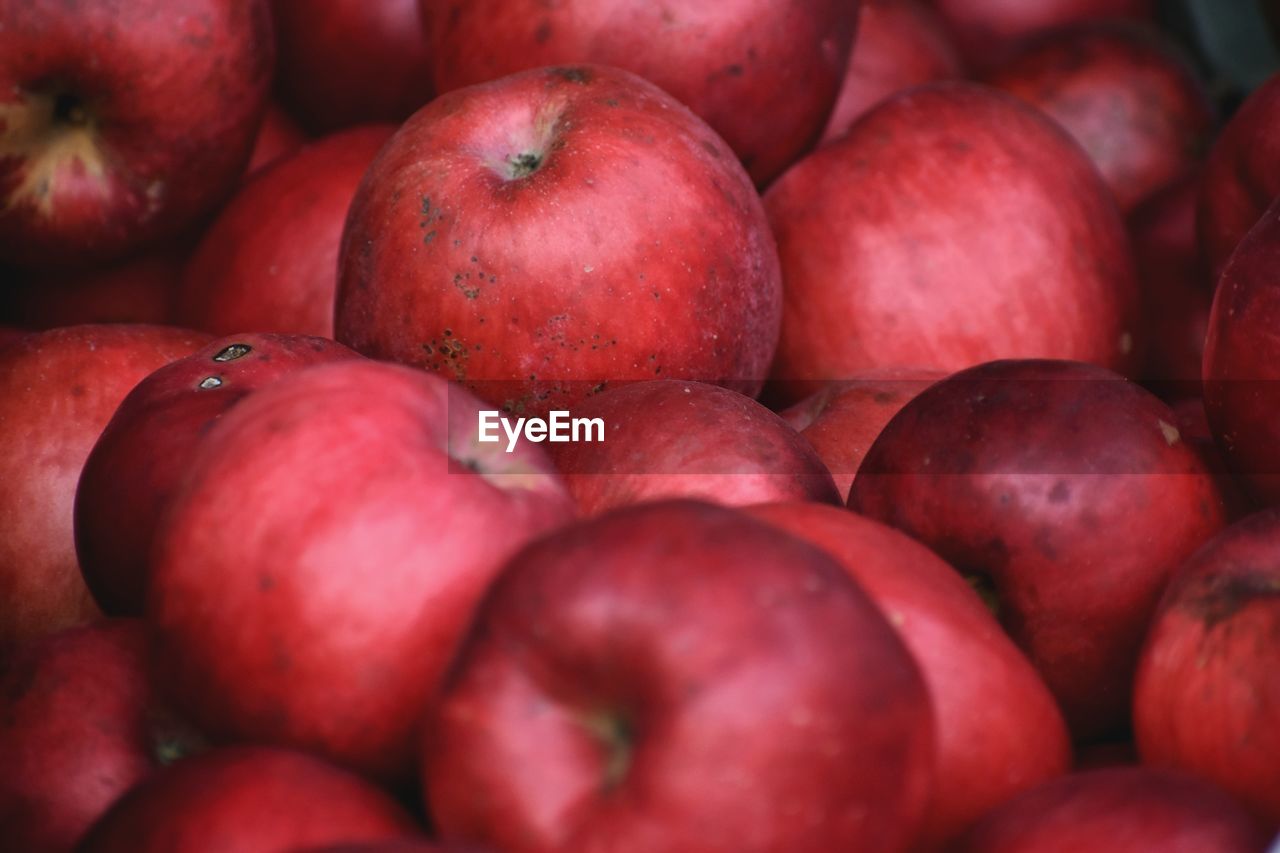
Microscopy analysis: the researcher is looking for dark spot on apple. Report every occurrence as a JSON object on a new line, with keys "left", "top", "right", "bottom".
{"left": 604, "top": 98, "right": 620, "bottom": 108}
{"left": 421, "top": 196, "right": 431, "bottom": 215}
{"left": 424, "top": 230, "right": 436, "bottom": 245}
{"left": 198, "top": 375, "right": 223, "bottom": 390}
{"left": 69, "top": 384, "right": 86, "bottom": 397}
{"left": 1049, "top": 481, "right": 1071, "bottom": 503}
{"left": 52, "top": 91, "right": 88, "bottom": 127}
{"left": 721, "top": 64, "right": 744, "bottom": 77}
{"left": 551, "top": 67, "right": 592, "bottom": 85}
{"left": 212, "top": 343, "right": 252, "bottom": 362}
{"left": 535, "top": 19, "right": 552, "bottom": 43}
{"left": 1186, "top": 572, "right": 1280, "bottom": 627}
{"left": 259, "top": 574, "right": 275, "bottom": 590}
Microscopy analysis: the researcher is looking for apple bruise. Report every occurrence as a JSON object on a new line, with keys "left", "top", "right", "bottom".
{"left": 0, "top": 88, "right": 109, "bottom": 216}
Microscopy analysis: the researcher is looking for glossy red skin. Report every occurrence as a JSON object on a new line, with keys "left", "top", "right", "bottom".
{"left": 549, "top": 380, "right": 840, "bottom": 515}
{"left": 75, "top": 334, "right": 360, "bottom": 617}
{"left": 177, "top": 125, "right": 395, "bottom": 338}
{"left": 779, "top": 368, "right": 945, "bottom": 498}
{"left": 954, "top": 768, "right": 1269, "bottom": 853}
{"left": 424, "top": 500, "right": 934, "bottom": 853}
{"left": 246, "top": 103, "right": 308, "bottom": 177}
{"left": 1204, "top": 194, "right": 1280, "bottom": 506}
{"left": 424, "top": 0, "right": 858, "bottom": 185}
{"left": 0, "top": 325, "right": 208, "bottom": 655}
{"left": 273, "top": 0, "right": 434, "bottom": 133}
{"left": 986, "top": 24, "right": 1213, "bottom": 214}
{"left": 819, "top": 0, "right": 963, "bottom": 145}
{"left": 336, "top": 65, "right": 782, "bottom": 417}
{"left": 1134, "top": 509, "right": 1280, "bottom": 826}
{"left": 1199, "top": 74, "right": 1280, "bottom": 275}
{"left": 80, "top": 747, "right": 419, "bottom": 852}
{"left": 0, "top": 621, "right": 200, "bottom": 852}
{"left": 149, "top": 360, "right": 576, "bottom": 781}
{"left": 747, "top": 503, "right": 1070, "bottom": 849}
{"left": 848, "top": 359, "right": 1228, "bottom": 741}
{"left": 0, "top": 0, "right": 274, "bottom": 269}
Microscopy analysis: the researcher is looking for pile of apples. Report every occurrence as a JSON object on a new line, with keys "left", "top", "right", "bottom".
{"left": 3, "top": 0, "right": 1280, "bottom": 851}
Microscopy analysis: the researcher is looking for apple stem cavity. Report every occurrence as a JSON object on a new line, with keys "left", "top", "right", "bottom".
{"left": 581, "top": 711, "right": 635, "bottom": 791}
{"left": 965, "top": 573, "right": 1001, "bottom": 619}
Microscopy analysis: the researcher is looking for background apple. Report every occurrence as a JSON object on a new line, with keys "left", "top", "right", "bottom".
{"left": 247, "top": 103, "right": 308, "bottom": 177}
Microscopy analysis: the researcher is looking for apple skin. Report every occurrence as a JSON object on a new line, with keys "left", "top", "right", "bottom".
{"left": 985, "top": 23, "right": 1213, "bottom": 214}
{"left": 1133, "top": 508, "right": 1280, "bottom": 826}
{"left": 747, "top": 502, "right": 1070, "bottom": 849}
{"left": 819, "top": 0, "right": 964, "bottom": 145}
{"left": 336, "top": 65, "right": 782, "bottom": 417}
{"left": 246, "top": 103, "right": 308, "bottom": 177}
{"left": 548, "top": 380, "right": 841, "bottom": 515}
{"left": 79, "top": 746, "right": 420, "bottom": 852}
{"left": 148, "top": 359, "right": 576, "bottom": 781}
{"left": 176, "top": 125, "right": 395, "bottom": 338}
{"left": 848, "top": 359, "right": 1228, "bottom": 741}
{"left": 0, "top": 0, "right": 275, "bottom": 269}
{"left": 273, "top": 0, "right": 434, "bottom": 133}
{"left": 423, "top": 0, "right": 858, "bottom": 185}
{"left": 423, "top": 500, "right": 934, "bottom": 853}
{"left": 0, "top": 325, "right": 208, "bottom": 655}
{"left": 1199, "top": 73, "right": 1280, "bottom": 275}
{"left": 0, "top": 620, "right": 204, "bottom": 853}
{"left": 765, "top": 82, "right": 1138, "bottom": 401}
{"left": 75, "top": 333, "right": 360, "bottom": 617}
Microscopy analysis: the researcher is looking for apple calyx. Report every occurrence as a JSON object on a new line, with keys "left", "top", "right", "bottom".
{"left": 0, "top": 87, "right": 108, "bottom": 216}
{"left": 506, "top": 151, "right": 543, "bottom": 179}
{"left": 579, "top": 710, "right": 635, "bottom": 791}
{"left": 146, "top": 705, "right": 208, "bottom": 768}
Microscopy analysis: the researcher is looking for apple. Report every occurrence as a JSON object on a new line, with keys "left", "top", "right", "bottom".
{"left": 820, "top": 0, "right": 964, "bottom": 145}
{"left": 0, "top": 0, "right": 275, "bottom": 269}
{"left": 547, "top": 379, "right": 841, "bottom": 515}
{"left": 423, "top": 500, "right": 934, "bottom": 853}
{"left": 765, "top": 82, "right": 1138, "bottom": 401}
{"left": 1171, "top": 396, "right": 1252, "bottom": 522}
{"left": 79, "top": 746, "right": 420, "bottom": 852}
{"left": 0, "top": 325, "right": 208, "bottom": 655}
{"left": 1199, "top": 72, "right": 1280, "bottom": 275}
{"left": 747, "top": 502, "right": 1070, "bottom": 849}
{"left": 148, "top": 359, "right": 576, "bottom": 781}
{"left": 75, "top": 333, "right": 360, "bottom": 617}
{"left": 1134, "top": 508, "right": 1280, "bottom": 826}
{"left": 954, "top": 767, "right": 1269, "bottom": 853}
{"left": 336, "top": 65, "right": 782, "bottom": 417}
{"left": 848, "top": 359, "right": 1228, "bottom": 741}
{"left": 985, "top": 23, "right": 1213, "bottom": 214}
{"left": 176, "top": 125, "right": 396, "bottom": 338}
{"left": 273, "top": 0, "right": 434, "bottom": 132}
{"left": 247, "top": 103, "right": 308, "bottom": 177}
{"left": 423, "top": 0, "right": 859, "bottom": 185}
{"left": 0, "top": 620, "right": 204, "bottom": 852}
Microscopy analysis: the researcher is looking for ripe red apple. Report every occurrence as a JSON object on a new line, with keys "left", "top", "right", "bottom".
{"left": 0, "top": 0, "right": 275, "bottom": 269}
{"left": 0, "top": 325, "right": 208, "bottom": 655}
{"left": 848, "top": 359, "right": 1228, "bottom": 740}
{"left": 547, "top": 380, "right": 840, "bottom": 515}
{"left": 747, "top": 502, "right": 1070, "bottom": 849}
{"left": 0, "top": 620, "right": 203, "bottom": 852}
{"left": 820, "top": 0, "right": 964, "bottom": 145}
{"left": 1134, "top": 508, "right": 1280, "bottom": 826}
{"left": 176, "top": 125, "right": 395, "bottom": 338}
{"left": 1199, "top": 72, "right": 1280, "bottom": 275}
{"left": 149, "top": 360, "right": 576, "bottom": 780}
{"left": 273, "top": 0, "right": 434, "bottom": 132}
{"left": 336, "top": 65, "right": 782, "bottom": 417}
{"left": 79, "top": 746, "right": 420, "bottom": 852}
{"left": 986, "top": 23, "right": 1213, "bottom": 214}
{"left": 75, "top": 333, "right": 360, "bottom": 617}
{"left": 424, "top": 500, "right": 934, "bottom": 853}
{"left": 423, "top": 0, "right": 859, "bottom": 185}
{"left": 765, "top": 83, "right": 1138, "bottom": 400}
{"left": 247, "top": 103, "right": 308, "bottom": 177}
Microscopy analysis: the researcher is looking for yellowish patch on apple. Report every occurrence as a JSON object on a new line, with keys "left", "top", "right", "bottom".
{"left": 0, "top": 95, "right": 107, "bottom": 217}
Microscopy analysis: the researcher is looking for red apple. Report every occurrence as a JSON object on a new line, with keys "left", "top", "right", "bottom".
{"left": 148, "top": 360, "right": 576, "bottom": 780}
{"left": 424, "top": 500, "right": 934, "bottom": 853}
{"left": 75, "top": 333, "right": 360, "bottom": 617}
{"left": 0, "top": 325, "right": 208, "bottom": 655}
{"left": 986, "top": 23, "right": 1213, "bottom": 214}
{"left": 848, "top": 359, "right": 1228, "bottom": 740}
{"left": 423, "top": 0, "right": 859, "bottom": 185}
{"left": 336, "top": 65, "right": 782, "bottom": 417}
{"left": 820, "top": 0, "right": 964, "bottom": 145}
{"left": 548, "top": 379, "right": 840, "bottom": 515}
{"left": 1134, "top": 508, "right": 1280, "bottom": 826}
{"left": 176, "top": 125, "right": 395, "bottom": 338}
{"left": 748, "top": 502, "right": 1070, "bottom": 849}
{"left": 247, "top": 103, "right": 308, "bottom": 177}
{"left": 765, "top": 82, "right": 1138, "bottom": 401}
{"left": 0, "top": 0, "right": 275, "bottom": 269}
{"left": 954, "top": 768, "right": 1269, "bottom": 853}
{"left": 80, "top": 746, "right": 420, "bottom": 852}
{"left": 0, "top": 620, "right": 203, "bottom": 852}
{"left": 273, "top": 0, "right": 434, "bottom": 133}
